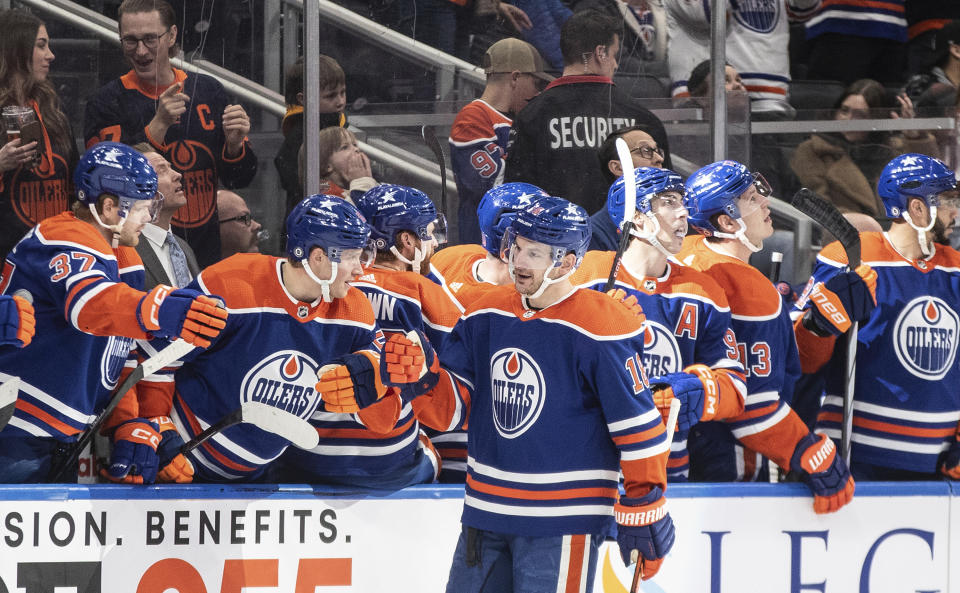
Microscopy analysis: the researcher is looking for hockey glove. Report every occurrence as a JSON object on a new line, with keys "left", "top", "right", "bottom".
{"left": 384, "top": 330, "right": 440, "bottom": 400}
{"left": 316, "top": 351, "right": 386, "bottom": 414}
{"left": 137, "top": 285, "right": 228, "bottom": 348}
{"left": 802, "top": 265, "right": 877, "bottom": 337}
{"left": 151, "top": 416, "right": 194, "bottom": 483}
{"left": 651, "top": 364, "right": 719, "bottom": 431}
{"left": 0, "top": 294, "right": 35, "bottom": 348}
{"left": 790, "top": 432, "right": 855, "bottom": 514}
{"left": 607, "top": 288, "right": 646, "bottom": 322}
{"left": 615, "top": 486, "right": 675, "bottom": 580}
{"left": 101, "top": 418, "right": 162, "bottom": 484}
{"left": 939, "top": 425, "right": 960, "bottom": 480}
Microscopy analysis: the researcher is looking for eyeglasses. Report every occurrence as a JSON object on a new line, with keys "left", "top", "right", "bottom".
{"left": 120, "top": 27, "right": 171, "bottom": 51}
{"left": 630, "top": 145, "right": 664, "bottom": 160}
{"left": 219, "top": 213, "right": 253, "bottom": 226}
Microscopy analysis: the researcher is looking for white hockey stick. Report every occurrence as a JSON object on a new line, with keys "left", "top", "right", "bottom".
{"left": 630, "top": 397, "right": 681, "bottom": 592}
{"left": 604, "top": 138, "right": 637, "bottom": 292}
{"left": 181, "top": 401, "right": 319, "bottom": 454}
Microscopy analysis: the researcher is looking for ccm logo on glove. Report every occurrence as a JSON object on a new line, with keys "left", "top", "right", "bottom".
{"left": 147, "top": 285, "right": 172, "bottom": 328}
{"left": 131, "top": 427, "right": 161, "bottom": 448}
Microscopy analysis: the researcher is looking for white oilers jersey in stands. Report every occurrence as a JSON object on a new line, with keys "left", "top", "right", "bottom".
{"left": 0, "top": 212, "right": 147, "bottom": 441}
{"left": 438, "top": 286, "right": 669, "bottom": 537}
{"left": 572, "top": 251, "right": 746, "bottom": 480}
{"left": 138, "top": 254, "right": 384, "bottom": 481}
{"left": 803, "top": 232, "right": 960, "bottom": 473}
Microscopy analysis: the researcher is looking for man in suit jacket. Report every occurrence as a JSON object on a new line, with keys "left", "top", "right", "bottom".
{"left": 135, "top": 148, "right": 201, "bottom": 288}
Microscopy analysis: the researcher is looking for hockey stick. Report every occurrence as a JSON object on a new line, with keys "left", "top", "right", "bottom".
{"left": 421, "top": 125, "right": 448, "bottom": 217}
{"left": 789, "top": 188, "right": 861, "bottom": 465}
{"left": 0, "top": 289, "right": 32, "bottom": 431}
{"left": 604, "top": 138, "right": 637, "bottom": 292}
{"left": 629, "top": 397, "right": 681, "bottom": 592}
{"left": 181, "top": 401, "right": 319, "bottom": 454}
{"left": 49, "top": 338, "right": 196, "bottom": 481}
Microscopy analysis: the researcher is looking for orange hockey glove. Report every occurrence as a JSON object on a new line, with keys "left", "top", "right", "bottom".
{"left": 790, "top": 433, "right": 855, "bottom": 513}
{"left": 137, "top": 285, "right": 228, "bottom": 348}
{"left": 607, "top": 288, "right": 646, "bottom": 322}
{"left": 802, "top": 264, "right": 877, "bottom": 336}
{"left": 0, "top": 294, "right": 34, "bottom": 348}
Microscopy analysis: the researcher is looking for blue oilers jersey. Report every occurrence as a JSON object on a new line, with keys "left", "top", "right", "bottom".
{"left": 438, "top": 286, "right": 669, "bottom": 537}
{"left": 0, "top": 213, "right": 148, "bottom": 442}
{"left": 449, "top": 100, "right": 512, "bottom": 209}
{"left": 572, "top": 251, "right": 747, "bottom": 480}
{"left": 679, "top": 236, "right": 809, "bottom": 480}
{"left": 801, "top": 232, "right": 960, "bottom": 473}
{"left": 138, "top": 254, "right": 384, "bottom": 482}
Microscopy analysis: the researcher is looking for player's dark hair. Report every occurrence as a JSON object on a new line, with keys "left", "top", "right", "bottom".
{"left": 597, "top": 125, "right": 653, "bottom": 184}
{"left": 118, "top": 0, "right": 179, "bottom": 59}
{"left": 284, "top": 55, "right": 346, "bottom": 105}
{"left": 560, "top": 10, "right": 621, "bottom": 66}
{"left": 0, "top": 10, "right": 72, "bottom": 156}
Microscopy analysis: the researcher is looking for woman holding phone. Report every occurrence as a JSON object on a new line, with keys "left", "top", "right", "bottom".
{"left": 0, "top": 9, "right": 77, "bottom": 261}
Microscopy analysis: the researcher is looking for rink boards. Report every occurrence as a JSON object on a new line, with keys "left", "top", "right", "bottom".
{"left": 0, "top": 481, "right": 955, "bottom": 592}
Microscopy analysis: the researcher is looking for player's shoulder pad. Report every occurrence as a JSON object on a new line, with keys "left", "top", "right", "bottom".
{"left": 431, "top": 244, "right": 487, "bottom": 276}
{"left": 546, "top": 288, "right": 646, "bottom": 339}
{"left": 330, "top": 285, "right": 377, "bottom": 326}
{"left": 682, "top": 253, "right": 781, "bottom": 319}
{"left": 115, "top": 245, "right": 144, "bottom": 271}
{"left": 931, "top": 242, "right": 960, "bottom": 268}
{"left": 666, "top": 262, "right": 731, "bottom": 310}
{"left": 570, "top": 250, "right": 615, "bottom": 286}
{"left": 461, "top": 284, "right": 517, "bottom": 317}
{"left": 35, "top": 213, "right": 113, "bottom": 259}
{"left": 196, "top": 254, "right": 279, "bottom": 307}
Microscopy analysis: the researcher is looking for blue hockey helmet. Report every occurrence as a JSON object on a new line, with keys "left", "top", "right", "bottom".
{"left": 683, "top": 160, "right": 755, "bottom": 236}
{"left": 877, "top": 153, "right": 957, "bottom": 219}
{"left": 607, "top": 167, "right": 686, "bottom": 228}
{"left": 356, "top": 184, "right": 446, "bottom": 251}
{"left": 285, "top": 194, "right": 371, "bottom": 262}
{"left": 74, "top": 141, "right": 160, "bottom": 220}
{"left": 507, "top": 196, "right": 591, "bottom": 267}
{"left": 477, "top": 182, "right": 549, "bottom": 257}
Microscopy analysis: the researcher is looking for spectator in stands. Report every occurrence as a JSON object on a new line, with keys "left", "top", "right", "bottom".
{"left": 275, "top": 55, "right": 348, "bottom": 216}
{"left": 904, "top": 4, "right": 960, "bottom": 77}
{"left": 589, "top": 125, "right": 664, "bottom": 250}
{"left": 0, "top": 10, "right": 78, "bottom": 262}
{"left": 803, "top": 2, "right": 908, "bottom": 85}
{"left": 217, "top": 190, "right": 262, "bottom": 260}
{"left": 132, "top": 143, "right": 200, "bottom": 288}
{"left": 297, "top": 126, "right": 378, "bottom": 205}
{"left": 505, "top": 9, "right": 671, "bottom": 215}
{"left": 665, "top": 1, "right": 814, "bottom": 116}
{"left": 84, "top": 0, "right": 257, "bottom": 269}
{"left": 791, "top": 78, "right": 939, "bottom": 218}
{"left": 449, "top": 37, "right": 551, "bottom": 244}
{"left": 904, "top": 20, "right": 960, "bottom": 110}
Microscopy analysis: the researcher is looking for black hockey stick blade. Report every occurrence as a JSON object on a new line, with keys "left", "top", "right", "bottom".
{"left": 50, "top": 338, "right": 196, "bottom": 481}
{"left": 790, "top": 188, "right": 861, "bottom": 268}
{"left": 0, "top": 377, "right": 19, "bottom": 431}
{"left": 421, "top": 125, "right": 448, "bottom": 216}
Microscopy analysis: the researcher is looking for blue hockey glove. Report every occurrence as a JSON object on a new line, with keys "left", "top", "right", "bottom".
{"left": 939, "top": 426, "right": 960, "bottom": 480}
{"left": 0, "top": 294, "right": 35, "bottom": 348}
{"left": 650, "top": 364, "right": 720, "bottom": 431}
{"left": 614, "top": 486, "right": 675, "bottom": 580}
{"left": 152, "top": 416, "right": 194, "bottom": 483}
{"left": 101, "top": 418, "right": 161, "bottom": 484}
{"left": 803, "top": 265, "right": 877, "bottom": 336}
{"left": 137, "top": 285, "right": 228, "bottom": 348}
{"left": 790, "top": 432, "right": 855, "bottom": 514}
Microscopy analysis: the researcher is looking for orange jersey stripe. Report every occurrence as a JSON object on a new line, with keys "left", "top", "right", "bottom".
{"left": 466, "top": 475, "right": 618, "bottom": 502}
{"left": 611, "top": 424, "right": 665, "bottom": 447}
{"left": 315, "top": 417, "right": 416, "bottom": 440}
{"left": 15, "top": 399, "right": 82, "bottom": 436}
{"left": 564, "top": 535, "right": 587, "bottom": 593}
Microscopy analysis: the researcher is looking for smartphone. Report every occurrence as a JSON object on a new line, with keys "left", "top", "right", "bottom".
{"left": 19, "top": 120, "right": 44, "bottom": 165}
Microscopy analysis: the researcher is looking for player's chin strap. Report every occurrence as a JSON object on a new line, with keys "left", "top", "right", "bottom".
{"left": 712, "top": 218, "right": 763, "bottom": 253}
{"left": 390, "top": 245, "right": 425, "bottom": 274}
{"left": 509, "top": 259, "right": 575, "bottom": 302}
{"left": 629, "top": 213, "right": 674, "bottom": 260}
{"left": 301, "top": 258, "right": 337, "bottom": 303}
{"left": 902, "top": 204, "right": 937, "bottom": 258}
{"left": 88, "top": 203, "right": 125, "bottom": 248}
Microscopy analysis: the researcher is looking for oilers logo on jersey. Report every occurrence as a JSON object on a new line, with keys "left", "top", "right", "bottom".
{"left": 733, "top": 0, "right": 779, "bottom": 33}
{"left": 643, "top": 320, "right": 683, "bottom": 377}
{"left": 490, "top": 348, "right": 546, "bottom": 439}
{"left": 99, "top": 336, "right": 133, "bottom": 390}
{"left": 241, "top": 350, "right": 324, "bottom": 419}
{"left": 892, "top": 296, "right": 958, "bottom": 380}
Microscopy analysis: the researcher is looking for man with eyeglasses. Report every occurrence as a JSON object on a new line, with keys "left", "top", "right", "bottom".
{"left": 450, "top": 38, "right": 552, "bottom": 245}
{"left": 505, "top": 10, "right": 671, "bottom": 216}
{"left": 216, "top": 190, "right": 262, "bottom": 260}
{"left": 84, "top": 0, "right": 258, "bottom": 270}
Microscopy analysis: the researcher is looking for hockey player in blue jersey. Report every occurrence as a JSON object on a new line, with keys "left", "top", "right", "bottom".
{"left": 0, "top": 294, "right": 34, "bottom": 348}
{"left": 272, "top": 185, "right": 459, "bottom": 489}
{"left": 0, "top": 141, "right": 228, "bottom": 483}
{"left": 572, "top": 168, "right": 747, "bottom": 480}
{"left": 409, "top": 197, "right": 674, "bottom": 591}
{"left": 678, "top": 160, "right": 855, "bottom": 514}
{"left": 135, "top": 195, "right": 431, "bottom": 482}
{"left": 795, "top": 153, "right": 960, "bottom": 481}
